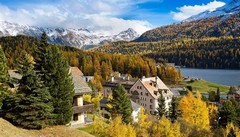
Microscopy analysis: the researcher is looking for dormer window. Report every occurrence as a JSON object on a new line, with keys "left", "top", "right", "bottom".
{"left": 164, "top": 90, "right": 167, "bottom": 94}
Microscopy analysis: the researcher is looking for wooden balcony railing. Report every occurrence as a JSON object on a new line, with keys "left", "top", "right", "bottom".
{"left": 73, "top": 103, "right": 95, "bottom": 114}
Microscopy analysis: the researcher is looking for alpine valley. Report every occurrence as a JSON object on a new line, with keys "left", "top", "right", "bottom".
{"left": 94, "top": 0, "right": 240, "bottom": 69}
{"left": 0, "top": 21, "right": 139, "bottom": 49}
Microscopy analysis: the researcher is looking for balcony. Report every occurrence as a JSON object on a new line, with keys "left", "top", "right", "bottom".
{"left": 73, "top": 102, "right": 95, "bottom": 114}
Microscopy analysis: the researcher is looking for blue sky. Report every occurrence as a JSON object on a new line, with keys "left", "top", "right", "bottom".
{"left": 0, "top": 0, "right": 231, "bottom": 35}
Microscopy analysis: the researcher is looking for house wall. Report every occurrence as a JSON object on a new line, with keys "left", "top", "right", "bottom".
{"left": 130, "top": 80, "right": 173, "bottom": 114}
{"left": 76, "top": 95, "right": 83, "bottom": 106}
{"left": 130, "top": 80, "right": 156, "bottom": 114}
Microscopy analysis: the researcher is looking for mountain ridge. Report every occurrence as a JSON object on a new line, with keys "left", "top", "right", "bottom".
{"left": 0, "top": 21, "right": 139, "bottom": 49}
{"left": 135, "top": 0, "right": 240, "bottom": 42}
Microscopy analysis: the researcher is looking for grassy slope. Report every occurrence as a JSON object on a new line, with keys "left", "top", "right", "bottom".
{"left": 186, "top": 80, "right": 229, "bottom": 94}
{"left": 0, "top": 118, "right": 94, "bottom": 137}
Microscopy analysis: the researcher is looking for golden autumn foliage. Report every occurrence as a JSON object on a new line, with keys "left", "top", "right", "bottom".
{"left": 107, "top": 116, "right": 136, "bottom": 137}
{"left": 178, "top": 92, "right": 210, "bottom": 130}
{"left": 224, "top": 122, "right": 240, "bottom": 137}
{"left": 135, "top": 107, "right": 152, "bottom": 137}
{"left": 152, "top": 116, "right": 181, "bottom": 137}
{"left": 91, "top": 116, "right": 107, "bottom": 137}
{"left": 83, "top": 93, "right": 103, "bottom": 111}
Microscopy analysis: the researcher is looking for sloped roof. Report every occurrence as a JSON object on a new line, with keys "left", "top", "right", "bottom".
{"left": 141, "top": 77, "right": 173, "bottom": 99}
{"left": 70, "top": 67, "right": 92, "bottom": 95}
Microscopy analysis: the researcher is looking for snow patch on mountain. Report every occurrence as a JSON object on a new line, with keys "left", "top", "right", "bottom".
{"left": 0, "top": 21, "right": 139, "bottom": 49}
{"left": 185, "top": 0, "right": 240, "bottom": 21}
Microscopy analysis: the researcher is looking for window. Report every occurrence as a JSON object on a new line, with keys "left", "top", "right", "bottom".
{"left": 145, "top": 93, "right": 148, "bottom": 96}
{"left": 73, "top": 114, "right": 78, "bottom": 121}
{"left": 140, "top": 86, "right": 142, "bottom": 89}
{"left": 164, "top": 90, "right": 167, "bottom": 94}
{"left": 150, "top": 99, "right": 153, "bottom": 103}
{"left": 150, "top": 105, "right": 153, "bottom": 109}
{"left": 141, "top": 92, "right": 143, "bottom": 95}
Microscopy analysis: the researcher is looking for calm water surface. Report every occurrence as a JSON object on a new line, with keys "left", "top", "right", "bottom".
{"left": 181, "top": 68, "right": 240, "bottom": 86}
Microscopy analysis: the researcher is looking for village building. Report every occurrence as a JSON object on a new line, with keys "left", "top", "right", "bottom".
{"left": 101, "top": 73, "right": 139, "bottom": 120}
{"left": 129, "top": 76, "right": 173, "bottom": 114}
{"left": 70, "top": 67, "right": 94, "bottom": 125}
{"left": 101, "top": 73, "right": 173, "bottom": 116}
{"left": 102, "top": 74, "right": 137, "bottom": 98}
{"left": 8, "top": 67, "right": 94, "bottom": 125}
{"left": 228, "top": 88, "right": 240, "bottom": 103}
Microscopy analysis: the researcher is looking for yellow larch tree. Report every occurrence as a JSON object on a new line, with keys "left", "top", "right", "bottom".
{"left": 152, "top": 116, "right": 181, "bottom": 137}
{"left": 136, "top": 107, "right": 152, "bottom": 137}
{"left": 224, "top": 122, "right": 240, "bottom": 137}
{"left": 107, "top": 116, "right": 136, "bottom": 137}
{"left": 178, "top": 91, "right": 210, "bottom": 130}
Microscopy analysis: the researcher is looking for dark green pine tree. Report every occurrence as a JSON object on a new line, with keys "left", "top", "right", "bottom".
{"left": 44, "top": 46, "right": 74, "bottom": 125}
{"left": 0, "top": 45, "right": 10, "bottom": 108}
{"left": 168, "top": 96, "right": 180, "bottom": 122}
{"left": 15, "top": 50, "right": 35, "bottom": 75}
{"left": 156, "top": 92, "right": 166, "bottom": 119}
{"left": 34, "top": 32, "right": 49, "bottom": 73}
{"left": 215, "top": 88, "right": 220, "bottom": 102}
{"left": 0, "top": 45, "right": 8, "bottom": 83}
{"left": 219, "top": 100, "right": 238, "bottom": 127}
{"left": 4, "top": 54, "right": 54, "bottom": 129}
{"left": 108, "top": 84, "right": 132, "bottom": 124}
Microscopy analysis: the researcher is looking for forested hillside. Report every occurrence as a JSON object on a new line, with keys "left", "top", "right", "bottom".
{"left": 135, "top": 12, "right": 240, "bottom": 42}
{"left": 0, "top": 36, "right": 181, "bottom": 85}
{"left": 94, "top": 37, "right": 240, "bottom": 69}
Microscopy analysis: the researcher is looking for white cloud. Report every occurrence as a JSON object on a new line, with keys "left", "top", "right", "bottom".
{"left": 0, "top": 0, "right": 152, "bottom": 35}
{"left": 171, "top": 0, "right": 225, "bottom": 21}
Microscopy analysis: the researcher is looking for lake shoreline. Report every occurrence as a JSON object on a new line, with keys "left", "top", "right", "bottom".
{"left": 181, "top": 68, "right": 240, "bottom": 86}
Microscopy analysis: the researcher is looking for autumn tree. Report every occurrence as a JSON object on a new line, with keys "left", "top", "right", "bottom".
{"left": 178, "top": 92, "right": 210, "bottom": 130}
{"left": 152, "top": 116, "right": 181, "bottom": 137}
{"left": 107, "top": 84, "right": 132, "bottom": 123}
{"left": 107, "top": 116, "right": 136, "bottom": 137}
{"left": 135, "top": 107, "right": 152, "bottom": 137}
{"left": 83, "top": 93, "right": 103, "bottom": 112}
{"left": 91, "top": 116, "right": 107, "bottom": 137}
{"left": 224, "top": 122, "right": 240, "bottom": 137}
{"left": 156, "top": 92, "right": 166, "bottom": 119}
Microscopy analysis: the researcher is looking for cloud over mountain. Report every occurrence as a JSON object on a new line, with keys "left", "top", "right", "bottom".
{"left": 0, "top": 0, "right": 152, "bottom": 35}
{"left": 171, "top": 0, "right": 225, "bottom": 21}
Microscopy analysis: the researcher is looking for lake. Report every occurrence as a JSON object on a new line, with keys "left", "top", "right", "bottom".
{"left": 181, "top": 68, "right": 240, "bottom": 86}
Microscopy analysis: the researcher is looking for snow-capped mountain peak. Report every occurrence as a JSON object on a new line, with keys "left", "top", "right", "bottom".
{"left": 114, "top": 28, "right": 139, "bottom": 41}
{"left": 0, "top": 21, "right": 139, "bottom": 49}
{"left": 185, "top": 0, "right": 240, "bottom": 21}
